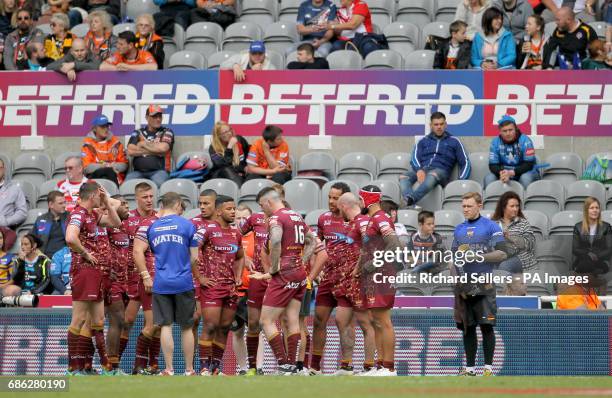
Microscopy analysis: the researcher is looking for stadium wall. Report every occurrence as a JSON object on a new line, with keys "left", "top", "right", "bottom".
{"left": 1, "top": 309, "right": 610, "bottom": 376}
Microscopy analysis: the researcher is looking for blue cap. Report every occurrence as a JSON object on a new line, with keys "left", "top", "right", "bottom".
{"left": 249, "top": 41, "right": 265, "bottom": 53}
{"left": 497, "top": 114, "right": 516, "bottom": 126}
{"left": 92, "top": 115, "right": 112, "bottom": 126}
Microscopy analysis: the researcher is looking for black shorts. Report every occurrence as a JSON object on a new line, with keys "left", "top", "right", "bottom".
{"left": 299, "top": 289, "right": 313, "bottom": 317}
{"left": 153, "top": 290, "right": 196, "bottom": 328}
{"left": 230, "top": 295, "right": 248, "bottom": 332}
{"left": 454, "top": 291, "right": 497, "bottom": 329}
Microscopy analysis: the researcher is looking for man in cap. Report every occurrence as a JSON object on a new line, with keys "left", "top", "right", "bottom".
{"left": 81, "top": 114, "right": 128, "bottom": 186}
{"left": 221, "top": 40, "right": 276, "bottom": 82}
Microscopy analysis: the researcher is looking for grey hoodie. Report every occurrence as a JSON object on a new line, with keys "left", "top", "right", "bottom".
{"left": 0, "top": 178, "right": 28, "bottom": 227}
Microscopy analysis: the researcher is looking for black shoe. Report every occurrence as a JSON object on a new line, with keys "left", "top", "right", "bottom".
{"left": 256, "top": 368, "right": 264, "bottom": 376}
{"left": 404, "top": 196, "right": 415, "bottom": 207}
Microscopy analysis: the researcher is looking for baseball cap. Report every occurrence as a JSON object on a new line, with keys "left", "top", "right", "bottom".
{"left": 91, "top": 114, "right": 112, "bottom": 126}
{"left": 497, "top": 114, "right": 516, "bottom": 126}
{"left": 146, "top": 105, "right": 163, "bottom": 116}
{"left": 249, "top": 41, "right": 265, "bottom": 54}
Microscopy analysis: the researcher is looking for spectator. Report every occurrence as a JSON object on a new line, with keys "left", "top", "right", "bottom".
{"left": 100, "top": 31, "right": 158, "bottom": 71}
{"left": 327, "top": 0, "right": 373, "bottom": 54}
{"left": 126, "top": 105, "right": 175, "bottom": 187}
{"left": 294, "top": 0, "right": 336, "bottom": 57}
{"left": 190, "top": 0, "right": 237, "bottom": 29}
{"left": 18, "top": 40, "right": 52, "bottom": 69}
{"left": 81, "top": 114, "right": 128, "bottom": 185}
{"left": 0, "top": 158, "right": 27, "bottom": 228}
{"left": 47, "top": 37, "right": 100, "bottom": 81}
{"left": 517, "top": 14, "right": 548, "bottom": 69}
{"left": 56, "top": 156, "right": 89, "bottom": 212}
{"left": 71, "top": 0, "right": 120, "bottom": 24}
{"left": 454, "top": 0, "right": 492, "bottom": 40}
{"left": 153, "top": 0, "right": 194, "bottom": 30}
{"left": 541, "top": 0, "right": 597, "bottom": 23}
{"left": 221, "top": 41, "right": 276, "bottom": 83}
{"left": 557, "top": 276, "right": 605, "bottom": 310}
{"left": 542, "top": 6, "right": 598, "bottom": 69}
{"left": 434, "top": 20, "right": 472, "bottom": 69}
{"left": 406, "top": 210, "right": 446, "bottom": 274}
{"left": 208, "top": 121, "right": 250, "bottom": 186}
{"left": 491, "top": 191, "right": 536, "bottom": 295}
{"left": 400, "top": 112, "right": 470, "bottom": 208}
{"left": 471, "top": 7, "right": 517, "bottom": 69}
{"left": 582, "top": 40, "right": 612, "bottom": 70}
{"left": 0, "top": 0, "right": 17, "bottom": 36}
{"left": 380, "top": 199, "right": 410, "bottom": 246}
{"left": 11, "top": 0, "right": 43, "bottom": 21}
{"left": 287, "top": 42, "right": 329, "bottom": 69}
{"left": 135, "top": 13, "right": 164, "bottom": 69}
{"left": 2, "top": 234, "right": 53, "bottom": 296}
{"left": 83, "top": 10, "right": 116, "bottom": 62}
{"left": 571, "top": 197, "right": 612, "bottom": 293}
{"left": 31, "top": 190, "right": 68, "bottom": 259}
{"left": 49, "top": 245, "right": 71, "bottom": 294}
{"left": 493, "top": 0, "right": 534, "bottom": 42}
{"left": 43, "top": 12, "right": 73, "bottom": 60}
{"left": 484, "top": 115, "right": 539, "bottom": 189}
{"left": 0, "top": 228, "right": 17, "bottom": 291}
{"left": 3, "top": 8, "right": 44, "bottom": 70}
{"left": 36, "top": 0, "right": 83, "bottom": 28}
{"left": 606, "top": 0, "right": 611, "bottom": 54}
{"left": 245, "top": 125, "right": 292, "bottom": 184}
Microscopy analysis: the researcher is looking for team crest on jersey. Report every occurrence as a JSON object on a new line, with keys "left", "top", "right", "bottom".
{"left": 323, "top": 220, "right": 332, "bottom": 226}
{"left": 466, "top": 227, "right": 475, "bottom": 238}
{"left": 212, "top": 232, "right": 222, "bottom": 238}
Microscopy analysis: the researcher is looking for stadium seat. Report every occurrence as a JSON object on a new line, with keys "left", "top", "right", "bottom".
{"left": 542, "top": 152, "right": 582, "bottom": 186}
{"left": 264, "top": 50, "right": 285, "bottom": 69}
{"left": 536, "top": 240, "right": 570, "bottom": 276}
{"left": 397, "top": 209, "right": 419, "bottom": 233}
{"left": 367, "top": 0, "right": 395, "bottom": 28}
{"left": 383, "top": 22, "right": 419, "bottom": 56}
{"left": 168, "top": 50, "right": 207, "bottom": 69}
{"left": 430, "top": 284, "right": 455, "bottom": 296}
{"left": 320, "top": 180, "right": 359, "bottom": 205}
{"left": 442, "top": 180, "right": 482, "bottom": 212}
{"left": 239, "top": 179, "right": 276, "bottom": 211}
{"left": 523, "top": 180, "right": 564, "bottom": 220}
{"left": 37, "top": 23, "right": 52, "bottom": 36}
{"left": 264, "top": 21, "right": 299, "bottom": 55}
{"left": 591, "top": 21, "right": 607, "bottom": 38}
{"left": 421, "top": 21, "right": 450, "bottom": 49}
{"left": 305, "top": 209, "right": 328, "bottom": 229}
{"left": 0, "top": 152, "right": 12, "bottom": 175}
{"left": 120, "top": 179, "right": 158, "bottom": 209}
{"left": 70, "top": 23, "right": 89, "bottom": 38}
{"left": 363, "top": 180, "right": 401, "bottom": 205}
{"left": 184, "top": 22, "right": 224, "bottom": 58}
{"left": 608, "top": 191, "right": 612, "bottom": 211}
{"left": 544, "top": 21, "right": 557, "bottom": 37}
{"left": 413, "top": 184, "right": 442, "bottom": 211}
{"left": 12, "top": 152, "right": 52, "bottom": 187}
{"left": 159, "top": 179, "right": 199, "bottom": 210}
{"left": 483, "top": 180, "right": 524, "bottom": 210}
{"left": 404, "top": 50, "right": 435, "bottom": 69}
{"left": 17, "top": 208, "right": 46, "bottom": 236}
{"left": 395, "top": 0, "right": 432, "bottom": 29}
{"left": 92, "top": 179, "right": 119, "bottom": 197}
{"left": 176, "top": 151, "right": 211, "bottom": 169}
{"left": 162, "top": 24, "right": 185, "bottom": 68}
{"left": 295, "top": 151, "right": 336, "bottom": 184}
{"left": 112, "top": 22, "right": 135, "bottom": 36}
{"left": 467, "top": 152, "right": 488, "bottom": 186}
{"left": 364, "top": 49, "right": 404, "bottom": 70}
{"left": 433, "top": 209, "right": 463, "bottom": 235}
{"left": 564, "top": 180, "right": 606, "bottom": 211}
{"left": 523, "top": 210, "right": 549, "bottom": 241}
{"left": 397, "top": 286, "right": 426, "bottom": 296}
{"left": 327, "top": 50, "right": 364, "bottom": 70}
{"left": 239, "top": 0, "right": 277, "bottom": 26}
{"left": 36, "top": 179, "right": 61, "bottom": 208}
{"left": 12, "top": 180, "right": 37, "bottom": 210}
{"left": 434, "top": 0, "right": 461, "bottom": 22}
{"left": 183, "top": 208, "right": 201, "bottom": 219}
{"left": 222, "top": 22, "right": 264, "bottom": 52}
{"left": 200, "top": 179, "right": 240, "bottom": 202}
{"left": 377, "top": 152, "right": 410, "bottom": 181}
{"left": 526, "top": 283, "right": 553, "bottom": 296}
{"left": 278, "top": 0, "right": 302, "bottom": 22}
{"left": 549, "top": 211, "right": 581, "bottom": 236}
{"left": 52, "top": 152, "right": 81, "bottom": 180}
{"left": 336, "top": 152, "right": 377, "bottom": 186}
{"left": 480, "top": 209, "right": 494, "bottom": 219}
{"left": 284, "top": 180, "right": 321, "bottom": 215}
{"left": 207, "top": 50, "right": 237, "bottom": 69}
{"left": 125, "top": 0, "right": 159, "bottom": 20}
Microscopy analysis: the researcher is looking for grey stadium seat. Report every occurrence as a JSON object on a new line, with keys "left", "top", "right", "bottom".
{"left": 162, "top": 24, "right": 185, "bottom": 68}
{"left": 264, "top": 50, "right": 284, "bottom": 69}
{"left": 378, "top": 152, "right": 410, "bottom": 181}
{"left": 536, "top": 238, "right": 571, "bottom": 275}
{"left": 415, "top": 184, "right": 443, "bottom": 211}
{"left": 433, "top": 210, "right": 464, "bottom": 235}
{"left": 383, "top": 22, "right": 419, "bottom": 56}
{"left": 367, "top": 0, "right": 395, "bottom": 28}
{"left": 397, "top": 209, "right": 419, "bottom": 233}
{"left": 200, "top": 178, "right": 240, "bottom": 202}
{"left": 395, "top": 0, "right": 432, "bottom": 29}
{"left": 240, "top": 178, "right": 275, "bottom": 204}
{"left": 435, "top": 0, "right": 461, "bottom": 23}
{"left": 36, "top": 179, "right": 61, "bottom": 208}
{"left": 222, "top": 22, "right": 263, "bottom": 52}
{"left": 483, "top": 180, "right": 524, "bottom": 210}
{"left": 601, "top": 210, "right": 612, "bottom": 225}
{"left": 92, "top": 179, "right": 119, "bottom": 197}
{"left": 442, "top": 180, "right": 482, "bottom": 212}
{"left": 363, "top": 180, "right": 401, "bottom": 205}
{"left": 523, "top": 180, "right": 564, "bottom": 220}
{"left": 364, "top": 49, "right": 404, "bottom": 70}
{"left": 0, "top": 152, "right": 12, "bottom": 175}
{"left": 17, "top": 208, "right": 46, "bottom": 236}
{"left": 523, "top": 209, "right": 549, "bottom": 241}
{"left": 296, "top": 152, "right": 336, "bottom": 184}
{"left": 184, "top": 22, "right": 223, "bottom": 58}
{"left": 544, "top": 21, "right": 557, "bottom": 38}
{"left": 12, "top": 152, "right": 52, "bottom": 187}
{"left": 564, "top": 180, "right": 606, "bottom": 211}
{"left": 421, "top": 21, "right": 450, "bottom": 49}
{"left": 168, "top": 50, "right": 207, "bottom": 70}
{"left": 608, "top": 191, "right": 612, "bottom": 211}
{"left": 404, "top": 50, "right": 435, "bottom": 69}
{"left": 305, "top": 209, "right": 328, "bottom": 229}
{"left": 278, "top": 0, "right": 302, "bottom": 22}
{"left": 159, "top": 179, "right": 199, "bottom": 210}
{"left": 12, "top": 180, "right": 37, "bottom": 210}
{"left": 549, "top": 211, "right": 581, "bottom": 236}
{"left": 542, "top": 152, "right": 582, "bottom": 186}
{"left": 327, "top": 50, "right": 364, "bottom": 70}
{"left": 337, "top": 152, "right": 377, "bottom": 186}
{"left": 284, "top": 180, "right": 321, "bottom": 215}
{"left": 207, "top": 51, "right": 236, "bottom": 69}
{"left": 120, "top": 178, "right": 158, "bottom": 209}
{"left": 591, "top": 21, "right": 607, "bottom": 38}
{"left": 239, "top": 0, "right": 277, "bottom": 26}
{"left": 468, "top": 152, "right": 489, "bottom": 186}
{"left": 112, "top": 22, "right": 135, "bottom": 36}
{"left": 480, "top": 209, "right": 494, "bottom": 219}
{"left": 53, "top": 152, "right": 81, "bottom": 179}
{"left": 320, "top": 180, "right": 359, "bottom": 205}
{"left": 264, "top": 21, "right": 299, "bottom": 55}
{"left": 184, "top": 208, "right": 201, "bottom": 220}
{"left": 125, "top": 0, "right": 159, "bottom": 20}
{"left": 70, "top": 23, "right": 89, "bottom": 38}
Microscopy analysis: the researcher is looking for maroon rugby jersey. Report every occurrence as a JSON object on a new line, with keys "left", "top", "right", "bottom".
{"left": 317, "top": 211, "right": 351, "bottom": 283}
{"left": 362, "top": 210, "right": 396, "bottom": 261}
{"left": 268, "top": 208, "right": 309, "bottom": 277}
{"left": 67, "top": 205, "right": 101, "bottom": 274}
{"left": 239, "top": 212, "right": 268, "bottom": 273}
{"left": 124, "top": 209, "right": 155, "bottom": 275}
{"left": 334, "top": 214, "right": 369, "bottom": 297}
{"left": 197, "top": 221, "right": 242, "bottom": 285}
{"left": 135, "top": 215, "right": 159, "bottom": 275}
{"left": 108, "top": 225, "right": 130, "bottom": 283}
{"left": 96, "top": 227, "right": 112, "bottom": 278}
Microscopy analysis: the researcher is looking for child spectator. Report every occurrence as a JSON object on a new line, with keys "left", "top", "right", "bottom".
{"left": 434, "top": 20, "right": 472, "bottom": 69}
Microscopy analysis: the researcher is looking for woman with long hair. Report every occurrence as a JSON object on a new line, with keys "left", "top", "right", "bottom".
{"left": 491, "top": 191, "right": 536, "bottom": 295}
{"left": 471, "top": 7, "right": 516, "bottom": 69}
{"left": 2, "top": 233, "right": 53, "bottom": 296}
{"left": 84, "top": 10, "right": 116, "bottom": 61}
{"left": 208, "top": 121, "right": 250, "bottom": 186}
{"left": 44, "top": 12, "right": 74, "bottom": 60}
{"left": 135, "top": 13, "right": 164, "bottom": 69}
{"left": 518, "top": 14, "right": 549, "bottom": 70}
{"left": 0, "top": 229, "right": 17, "bottom": 292}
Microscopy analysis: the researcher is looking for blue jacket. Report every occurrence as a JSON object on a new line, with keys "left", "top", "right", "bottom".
{"left": 411, "top": 131, "right": 471, "bottom": 179}
{"left": 488, "top": 131, "right": 536, "bottom": 178}
{"left": 153, "top": 0, "right": 195, "bottom": 6}
{"left": 31, "top": 211, "right": 68, "bottom": 258}
{"left": 471, "top": 28, "right": 516, "bottom": 69}
{"left": 50, "top": 247, "right": 71, "bottom": 294}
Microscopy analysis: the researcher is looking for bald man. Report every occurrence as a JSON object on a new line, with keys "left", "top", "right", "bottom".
{"left": 47, "top": 38, "right": 102, "bottom": 81}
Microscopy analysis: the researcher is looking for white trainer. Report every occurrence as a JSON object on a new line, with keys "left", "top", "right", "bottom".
{"left": 332, "top": 368, "right": 354, "bottom": 376}
{"left": 371, "top": 368, "right": 397, "bottom": 377}
{"left": 356, "top": 368, "right": 380, "bottom": 377}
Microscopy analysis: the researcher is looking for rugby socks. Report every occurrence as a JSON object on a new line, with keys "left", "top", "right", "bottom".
{"left": 310, "top": 350, "right": 323, "bottom": 371}
{"left": 376, "top": 359, "right": 383, "bottom": 370}
{"left": 91, "top": 324, "right": 111, "bottom": 370}
{"left": 463, "top": 326, "right": 478, "bottom": 368}
{"left": 198, "top": 340, "right": 212, "bottom": 371}
{"left": 149, "top": 336, "right": 161, "bottom": 370}
{"left": 304, "top": 334, "right": 312, "bottom": 368}
{"left": 212, "top": 341, "right": 226, "bottom": 368}
{"left": 108, "top": 356, "right": 120, "bottom": 370}
{"left": 78, "top": 329, "right": 94, "bottom": 371}
{"left": 480, "top": 325, "right": 496, "bottom": 367}
{"left": 382, "top": 361, "right": 395, "bottom": 372}
{"left": 268, "top": 332, "right": 288, "bottom": 365}
{"left": 67, "top": 327, "right": 81, "bottom": 372}
{"left": 286, "top": 333, "right": 301, "bottom": 366}
{"left": 118, "top": 332, "right": 129, "bottom": 360}
{"left": 246, "top": 332, "right": 260, "bottom": 369}
{"left": 134, "top": 333, "right": 151, "bottom": 370}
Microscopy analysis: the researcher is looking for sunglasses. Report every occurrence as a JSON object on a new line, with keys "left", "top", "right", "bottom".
{"left": 17, "top": 16, "right": 31, "bottom": 21}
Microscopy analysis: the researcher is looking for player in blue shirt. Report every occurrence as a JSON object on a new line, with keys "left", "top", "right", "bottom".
{"left": 452, "top": 192, "right": 509, "bottom": 377}
{"left": 134, "top": 192, "right": 200, "bottom": 376}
